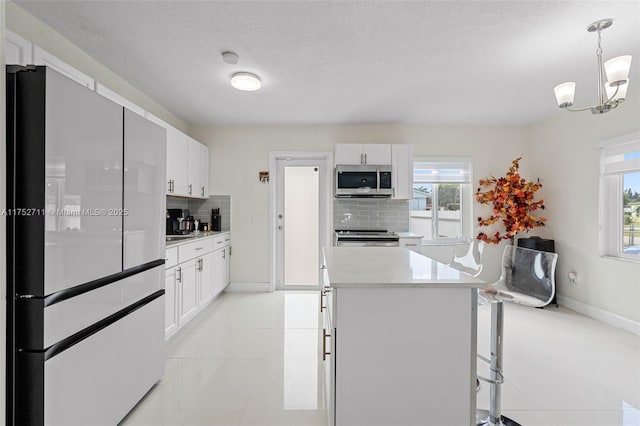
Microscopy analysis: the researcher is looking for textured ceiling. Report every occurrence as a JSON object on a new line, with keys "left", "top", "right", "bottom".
{"left": 13, "top": 0, "right": 640, "bottom": 126}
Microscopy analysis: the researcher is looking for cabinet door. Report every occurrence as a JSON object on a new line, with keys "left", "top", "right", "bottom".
{"left": 34, "top": 46, "right": 94, "bottom": 89}
{"left": 224, "top": 246, "right": 231, "bottom": 288}
{"left": 392, "top": 144, "right": 414, "bottom": 199}
{"left": 165, "top": 268, "right": 179, "bottom": 340}
{"left": 187, "top": 137, "right": 200, "bottom": 198}
{"left": 198, "top": 253, "right": 214, "bottom": 307}
{"left": 178, "top": 260, "right": 198, "bottom": 326}
{"left": 123, "top": 109, "right": 166, "bottom": 268}
{"left": 5, "top": 29, "right": 32, "bottom": 65}
{"left": 198, "top": 143, "right": 210, "bottom": 198}
{"left": 212, "top": 248, "right": 226, "bottom": 297}
{"left": 335, "top": 144, "right": 364, "bottom": 165}
{"left": 166, "top": 128, "right": 189, "bottom": 196}
{"left": 363, "top": 144, "right": 391, "bottom": 165}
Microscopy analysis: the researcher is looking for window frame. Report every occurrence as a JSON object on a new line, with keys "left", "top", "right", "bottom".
{"left": 598, "top": 131, "right": 640, "bottom": 262}
{"left": 411, "top": 158, "right": 473, "bottom": 244}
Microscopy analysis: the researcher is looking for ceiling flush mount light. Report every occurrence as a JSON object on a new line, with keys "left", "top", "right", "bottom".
{"left": 230, "top": 71, "right": 262, "bottom": 91}
{"left": 553, "top": 19, "right": 632, "bottom": 114}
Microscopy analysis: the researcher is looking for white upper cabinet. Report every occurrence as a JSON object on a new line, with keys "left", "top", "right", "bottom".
{"left": 167, "top": 128, "right": 190, "bottom": 197}
{"left": 33, "top": 45, "right": 94, "bottom": 89}
{"left": 96, "top": 83, "right": 145, "bottom": 117}
{"left": 391, "top": 144, "right": 414, "bottom": 200}
{"left": 335, "top": 144, "right": 391, "bottom": 165}
{"left": 145, "top": 112, "right": 190, "bottom": 197}
{"left": 5, "top": 30, "right": 33, "bottom": 65}
{"left": 187, "top": 136, "right": 200, "bottom": 197}
{"left": 198, "top": 142, "right": 210, "bottom": 198}
{"left": 185, "top": 135, "right": 209, "bottom": 199}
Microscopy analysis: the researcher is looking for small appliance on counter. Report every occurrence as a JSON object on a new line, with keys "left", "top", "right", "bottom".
{"left": 167, "top": 208, "right": 192, "bottom": 235}
{"left": 211, "top": 208, "right": 222, "bottom": 231}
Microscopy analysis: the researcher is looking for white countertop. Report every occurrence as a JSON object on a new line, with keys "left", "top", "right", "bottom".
{"left": 323, "top": 247, "right": 486, "bottom": 288}
{"left": 165, "top": 231, "right": 230, "bottom": 248}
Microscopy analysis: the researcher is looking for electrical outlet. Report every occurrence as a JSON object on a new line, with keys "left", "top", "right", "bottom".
{"left": 568, "top": 271, "right": 578, "bottom": 284}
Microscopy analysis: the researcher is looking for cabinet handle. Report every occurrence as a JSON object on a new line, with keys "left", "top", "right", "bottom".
{"left": 177, "top": 267, "right": 182, "bottom": 282}
{"left": 364, "top": 153, "right": 367, "bottom": 164}
{"left": 222, "top": 250, "right": 226, "bottom": 260}
{"left": 199, "top": 258, "right": 204, "bottom": 271}
{"left": 360, "top": 153, "right": 364, "bottom": 164}
{"left": 320, "top": 291, "right": 325, "bottom": 312}
{"left": 188, "top": 184, "right": 193, "bottom": 195}
{"left": 195, "top": 247, "right": 203, "bottom": 250}
{"left": 201, "top": 187, "right": 205, "bottom": 197}
{"left": 168, "top": 181, "right": 172, "bottom": 192}
{"left": 216, "top": 241, "right": 223, "bottom": 245}
{"left": 322, "top": 328, "right": 331, "bottom": 361}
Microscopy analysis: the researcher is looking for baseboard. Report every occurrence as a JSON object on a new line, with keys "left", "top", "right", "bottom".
{"left": 557, "top": 295, "right": 640, "bottom": 336}
{"left": 225, "top": 282, "right": 271, "bottom": 292}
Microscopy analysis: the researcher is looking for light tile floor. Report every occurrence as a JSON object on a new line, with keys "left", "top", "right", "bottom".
{"left": 121, "top": 291, "right": 640, "bottom": 426}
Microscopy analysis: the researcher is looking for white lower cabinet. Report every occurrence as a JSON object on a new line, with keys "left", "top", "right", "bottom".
{"left": 164, "top": 267, "right": 179, "bottom": 340}
{"left": 198, "top": 252, "right": 215, "bottom": 308}
{"left": 178, "top": 258, "right": 199, "bottom": 326}
{"left": 164, "top": 232, "right": 231, "bottom": 340}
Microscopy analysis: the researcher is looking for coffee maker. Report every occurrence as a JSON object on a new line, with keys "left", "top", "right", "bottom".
{"left": 211, "top": 208, "right": 222, "bottom": 232}
{"left": 166, "top": 209, "right": 191, "bottom": 235}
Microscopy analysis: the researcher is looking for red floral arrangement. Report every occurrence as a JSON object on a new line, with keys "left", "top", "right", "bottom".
{"left": 475, "top": 157, "right": 546, "bottom": 244}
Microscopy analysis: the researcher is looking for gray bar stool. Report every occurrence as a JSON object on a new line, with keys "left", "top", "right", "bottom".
{"left": 476, "top": 245, "right": 558, "bottom": 426}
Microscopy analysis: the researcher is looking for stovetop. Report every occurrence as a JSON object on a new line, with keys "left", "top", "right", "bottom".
{"left": 335, "top": 229, "right": 399, "bottom": 239}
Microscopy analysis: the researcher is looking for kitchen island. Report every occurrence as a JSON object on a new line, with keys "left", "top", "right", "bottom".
{"left": 321, "top": 247, "right": 485, "bottom": 426}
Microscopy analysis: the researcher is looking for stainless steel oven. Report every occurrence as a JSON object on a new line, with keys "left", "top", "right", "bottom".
{"left": 335, "top": 229, "right": 400, "bottom": 247}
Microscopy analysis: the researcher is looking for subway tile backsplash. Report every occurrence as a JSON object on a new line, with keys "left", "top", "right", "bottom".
{"left": 333, "top": 199, "right": 410, "bottom": 231}
{"left": 166, "top": 195, "right": 231, "bottom": 232}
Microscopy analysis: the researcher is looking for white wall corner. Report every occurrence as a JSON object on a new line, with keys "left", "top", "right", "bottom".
{"left": 557, "top": 295, "right": 640, "bottom": 336}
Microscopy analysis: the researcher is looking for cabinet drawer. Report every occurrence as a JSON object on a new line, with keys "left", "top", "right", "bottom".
{"left": 212, "top": 233, "right": 230, "bottom": 249}
{"left": 178, "top": 238, "right": 214, "bottom": 263}
{"left": 165, "top": 246, "right": 178, "bottom": 269}
{"left": 399, "top": 238, "right": 422, "bottom": 253}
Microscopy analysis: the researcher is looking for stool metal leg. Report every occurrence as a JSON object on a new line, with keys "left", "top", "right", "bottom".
{"left": 489, "top": 301, "right": 504, "bottom": 424}
{"left": 476, "top": 301, "right": 521, "bottom": 426}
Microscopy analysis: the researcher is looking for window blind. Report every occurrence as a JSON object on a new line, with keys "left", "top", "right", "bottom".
{"left": 413, "top": 160, "right": 471, "bottom": 183}
{"left": 599, "top": 134, "right": 640, "bottom": 175}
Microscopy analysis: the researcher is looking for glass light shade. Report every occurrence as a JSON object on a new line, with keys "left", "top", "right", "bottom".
{"left": 554, "top": 82, "right": 576, "bottom": 107}
{"left": 604, "top": 55, "right": 632, "bottom": 84}
{"left": 230, "top": 72, "right": 261, "bottom": 91}
{"left": 606, "top": 79, "right": 629, "bottom": 101}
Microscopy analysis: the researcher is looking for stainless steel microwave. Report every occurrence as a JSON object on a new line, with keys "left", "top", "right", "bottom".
{"left": 335, "top": 165, "right": 393, "bottom": 198}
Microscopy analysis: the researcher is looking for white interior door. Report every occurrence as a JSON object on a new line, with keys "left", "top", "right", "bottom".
{"left": 273, "top": 154, "right": 332, "bottom": 290}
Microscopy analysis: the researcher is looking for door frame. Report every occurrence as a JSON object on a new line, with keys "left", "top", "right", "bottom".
{"left": 269, "top": 151, "right": 333, "bottom": 292}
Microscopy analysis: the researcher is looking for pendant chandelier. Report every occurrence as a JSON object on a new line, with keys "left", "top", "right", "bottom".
{"left": 553, "top": 19, "right": 632, "bottom": 114}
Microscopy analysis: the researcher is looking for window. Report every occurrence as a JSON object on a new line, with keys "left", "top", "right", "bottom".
{"left": 410, "top": 159, "right": 472, "bottom": 243}
{"left": 599, "top": 132, "right": 640, "bottom": 260}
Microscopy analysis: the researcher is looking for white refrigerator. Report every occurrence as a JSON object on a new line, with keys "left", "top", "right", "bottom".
{"left": 6, "top": 65, "right": 167, "bottom": 426}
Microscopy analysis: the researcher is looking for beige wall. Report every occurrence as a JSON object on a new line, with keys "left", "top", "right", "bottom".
{"left": 529, "top": 84, "right": 640, "bottom": 323}
{"left": 5, "top": 1, "right": 189, "bottom": 134}
{"left": 190, "top": 124, "right": 531, "bottom": 286}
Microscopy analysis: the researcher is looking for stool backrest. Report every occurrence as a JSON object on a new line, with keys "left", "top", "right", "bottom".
{"left": 493, "top": 245, "right": 558, "bottom": 307}
{"left": 449, "top": 240, "right": 485, "bottom": 277}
